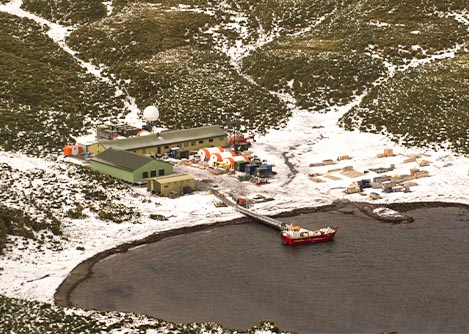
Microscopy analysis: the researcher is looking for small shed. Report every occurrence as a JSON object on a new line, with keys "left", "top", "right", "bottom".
{"left": 147, "top": 174, "right": 196, "bottom": 196}
{"left": 169, "top": 147, "right": 189, "bottom": 159}
{"left": 91, "top": 148, "right": 173, "bottom": 183}
{"left": 234, "top": 160, "right": 249, "bottom": 172}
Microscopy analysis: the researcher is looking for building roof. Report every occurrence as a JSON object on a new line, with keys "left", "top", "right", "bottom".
{"left": 101, "top": 125, "right": 226, "bottom": 151}
{"left": 91, "top": 148, "right": 158, "bottom": 172}
{"left": 150, "top": 173, "right": 195, "bottom": 184}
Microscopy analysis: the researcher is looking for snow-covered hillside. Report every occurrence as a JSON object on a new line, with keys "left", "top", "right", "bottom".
{"left": 0, "top": 0, "right": 468, "bottom": 333}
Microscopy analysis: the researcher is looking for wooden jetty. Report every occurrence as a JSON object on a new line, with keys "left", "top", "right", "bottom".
{"left": 211, "top": 189, "right": 284, "bottom": 230}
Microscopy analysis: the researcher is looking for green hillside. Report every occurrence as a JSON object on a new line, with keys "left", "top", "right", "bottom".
{"left": 66, "top": 3, "right": 289, "bottom": 134}
{"left": 0, "top": 13, "right": 125, "bottom": 156}
{"left": 1, "top": 0, "right": 467, "bottom": 155}
{"left": 340, "top": 55, "right": 469, "bottom": 153}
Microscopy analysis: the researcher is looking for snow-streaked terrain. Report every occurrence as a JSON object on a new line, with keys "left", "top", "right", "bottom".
{"left": 0, "top": 0, "right": 146, "bottom": 128}
{"left": 0, "top": 0, "right": 103, "bottom": 76}
{"left": 1, "top": 1, "right": 469, "bottom": 332}
{"left": 2, "top": 94, "right": 469, "bottom": 303}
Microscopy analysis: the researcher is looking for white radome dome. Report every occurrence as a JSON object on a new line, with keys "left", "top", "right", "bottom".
{"left": 143, "top": 105, "right": 159, "bottom": 121}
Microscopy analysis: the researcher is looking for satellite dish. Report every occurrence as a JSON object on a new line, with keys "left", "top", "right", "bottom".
{"left": 143, "top": 105, "right": 159, "bottom": 122}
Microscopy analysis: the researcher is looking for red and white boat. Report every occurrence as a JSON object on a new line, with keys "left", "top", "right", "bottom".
{"left": 281, "top": 225, "right": 338, "bottom": 245}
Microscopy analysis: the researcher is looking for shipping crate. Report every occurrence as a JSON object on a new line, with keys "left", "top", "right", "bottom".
{"left": 410, "top": 168, "right": 420, "bottom": 175}
{"left": 370, "top": 182, "right": 382, "bottom": 189}
{"left": 337, "top": 155, "right": 352, "bottom": 161}
{"left": 322, "top": 159, "right": 336, "bottom": 165}
{"left": 341, "top": 169, "right": 365, "bottom": 178}
{"left": 324, "top": 174, "right": 342, "bottom": 181}
{"left": 370, "top": 167, "right": 393, "bottom": 174}
{"left": 309, "top": 162, "right": 325, "bottom": 167}
{"left": 402, "top": 182, "right": 418, "bottom": 188}
{"left": 370, "top": 192, "right": 382, "bottom": 200}
{"left": 254, "top": 167, "right": 269, "bottom": 178}
{"left": 418, "top": 160, "right": 430, "bottom": 167}
{"left": 175, "top": 149, "right": 189, "bottom": 159}
{"left": 414, "top": 171, "right": 430, "bottom": 178}
{"left": 373, "top": 175, "right": 392, "bottom": 183}
{"left": 234, "top": 161, "right": 248, "bottom": 172}
{"left": 382, "top": 181, "right": 397, "bottom": 189}
{"left": 310, "top": 176, "right": 325, "bottom": 183}
{"left": 392, "top": 186, "right": 404, "bottom": 192}
{"left": 345, "top": 186, "right": 361, "bottom": 194}
{"left": 392, "top": 174, "right": 416, "bottom": 183}
{"left": 404, "top": 157, "right": 417, "bottom": 163}
{"left": 238, "top": 174, "right": 252, "bottom": 182}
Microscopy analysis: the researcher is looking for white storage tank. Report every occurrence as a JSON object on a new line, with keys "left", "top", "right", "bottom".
{"left": 198, "top": 146, "right": 225, "bottom": 161}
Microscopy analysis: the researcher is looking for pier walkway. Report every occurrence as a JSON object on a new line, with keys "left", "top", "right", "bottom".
{"left": 211, "top": 189, "right": 285, "bottom": 231}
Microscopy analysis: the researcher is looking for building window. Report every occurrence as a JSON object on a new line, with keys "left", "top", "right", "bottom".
{"left": 159, "top": 169, "right": 165, "bottom": 176}
{"left": 209, "top": 139, "right": 213, "bottom": 143}
{"left": 150, "top": 170, "right": 156, "bottom": 177}
{"left": 142, "top": 171, "right": 148, "bottom": 179}
{"left": 184, "top": 142, "right": 188, "bottom": 147}
{"left": 164, "top": 145, "right": 169, "bottom": 149}
{"left": 191, "top": 141, "right": 196, "bottom": 145}
{"left": 219, "top": 136, "right": 225, "bottom": 140}
{"left": 199, "top": 140, "right": 204, "bottom": 144}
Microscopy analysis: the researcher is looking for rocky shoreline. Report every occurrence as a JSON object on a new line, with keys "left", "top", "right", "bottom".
{"left": 353, "top": 202, "right": 414, "bottom": 223}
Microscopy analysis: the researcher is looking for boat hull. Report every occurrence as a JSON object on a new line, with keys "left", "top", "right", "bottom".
{"left": 281, "top": 231, "right": 336, "bottom": 245}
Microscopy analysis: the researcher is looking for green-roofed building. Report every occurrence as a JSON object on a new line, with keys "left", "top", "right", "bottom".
{"left": 91, "top": 148, "right": 173, "bottom": 183}
{"left": 88, "top": 125, "right": 227, "bottom": 157}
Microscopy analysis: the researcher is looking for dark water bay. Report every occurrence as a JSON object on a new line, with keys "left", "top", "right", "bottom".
{"left": 70, "top": 204, "right": 469, "bottom": 333}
